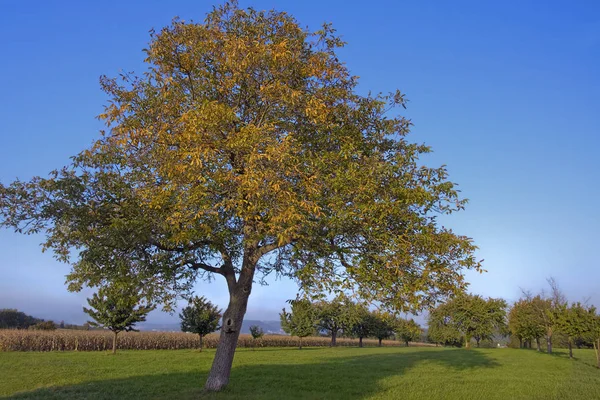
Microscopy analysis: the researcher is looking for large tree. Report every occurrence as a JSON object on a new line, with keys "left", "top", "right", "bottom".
{"left": 0, "top": 2, "right": 480, "bottom": 391}
{"left": 83, "top": 281, "right": 155, "bottom": 354}
{"left": 180, "top": 296, "right": 222, "bottom": 351}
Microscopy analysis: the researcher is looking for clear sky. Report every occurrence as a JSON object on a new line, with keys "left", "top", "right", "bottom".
{"left": 0, "top": 0, "right": 598, "bottom": 325}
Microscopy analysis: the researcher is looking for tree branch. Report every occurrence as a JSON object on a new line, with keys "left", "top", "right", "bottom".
{"left": 187, "top": 261, "right": 224, "bottom": 275}
{"left": 149, "top": 238, "right": 214, "bottom": 253}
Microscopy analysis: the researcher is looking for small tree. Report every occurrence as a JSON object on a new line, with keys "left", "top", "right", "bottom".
{"left": 427, "top": 306, "right": 463, "bottom": 347}
{"left": 179, "top": 296, "right": 222, "bottom": 352}
{"left": 316, "top": 294, "right": 359, "bottom": 346}
{"left": 396, "top": 318, "right": 422, "bottom": 347}
{"left": 371, "top": 311, "right": 395, "bottom": 346}
{"left": 508, "top": 298, "right": 546, "bottom": 350}
{"left": 524, "top": 279, "right": 566, "bottom": 354}
{"left": 83, "top": 282, "right": 155, "bottom": 354}
{"left": 583, "top": 306, "right": 600, "bottom": 368}
{"left": 249, "top": 325, "right": 264, "bottom": 349}
{"left": 556, "top": 302, "right": 593, "bottom": 359}
{"left": 280, "top": 299, "right": 316, "bottom": 349}
{"left": 352, "top": 305, "right": 375, "bottom": 348}
{"left": 428, "top": 294, "right": 506, "bottom": 348}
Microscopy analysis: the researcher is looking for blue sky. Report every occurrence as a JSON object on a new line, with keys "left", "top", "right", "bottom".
{"left": 0, "top": 0, "right": 598, "bottom": 325}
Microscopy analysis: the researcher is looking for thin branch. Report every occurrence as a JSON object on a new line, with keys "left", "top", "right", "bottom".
{"left": 149, "top": 238, "right": 214, "bottom": 253}
{"left": 187, "top": 261, "right": 223, "bottom": 275}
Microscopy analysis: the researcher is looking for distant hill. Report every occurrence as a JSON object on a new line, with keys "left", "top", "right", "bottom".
{"left": 138, "top": 320, "right": 284, "bottom": 335}
{"left": 241, "top": 320, "right": 284, "bottom": 335}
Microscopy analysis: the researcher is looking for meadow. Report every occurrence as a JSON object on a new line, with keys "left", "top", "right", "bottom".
{"left": 1, "top": 347, "right": 599, "bottom": 399}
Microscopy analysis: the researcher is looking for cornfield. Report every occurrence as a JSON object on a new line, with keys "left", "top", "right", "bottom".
{"left": 0, "top": 329, "right": 430, "bottom": 352}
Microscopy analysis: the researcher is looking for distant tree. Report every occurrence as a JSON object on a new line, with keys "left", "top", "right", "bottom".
{"left": 429, "top": 294, "right": 507, "bottom": 348}
{"left": 508, "top": 298, "right": 546, "bottom": 350}
{"left": 371, "top": 311, "right": 395, "bottom": 347}
{"left": 83, "top": 282, "right": 155, "bottom": 354}
{"left": 396, "top": 318, "right": 422, "bottom": 347}
{"left": 351, "top": 305, "right": 376, "bottom": 348}
{"left": 280, "top": 299, "right": 316, "bottom": 349}
{"left": 315, "top": 294, "right": 360, "bottom": 346}
{"left": 249, "top": 325, "right": 264, "bottom": 349}
{"left": 31, "top": 320, "right": 57, "bottom": 331}
{"left": 582, "top": 306, "right": 600, "bottom": 368}
{"left": 59, "top": 320, "right": 65, "bottom": 329}
{"left": 0, "top": 309, "right": 42, "bottom": 329}
{"left": 179, "top": 296, "right": 222, "bottom": 352}
{"left": 524, "top": 278, "right": 566, "bottom": 354}
{"left": 555, "top": 302, "right": 592, "bottom": 359}
{"left": 428, "top": 303, "right": 463, "bottom": 347}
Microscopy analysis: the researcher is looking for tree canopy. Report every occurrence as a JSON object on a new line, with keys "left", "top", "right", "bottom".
{"left": 508, "top": 297, "right": 546, "bottom": 350}
{"left": 0, "top": 1, "right": 481, "bottom": 391}
{"left": 428, "top": 294, "right": 506, "bottom": 348}
{"left": 315, "top": 294, "right": 360, "bottom": 346}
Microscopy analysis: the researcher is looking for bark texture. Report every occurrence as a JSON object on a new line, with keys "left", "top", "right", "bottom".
{"left": 204, "top": 255, "right": 256, "bottom": 392}
{"left": 112, "top": 331, "right": 118, "bottom": 355}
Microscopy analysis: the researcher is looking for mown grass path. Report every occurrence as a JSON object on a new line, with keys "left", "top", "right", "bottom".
{"left": 1, "top": 347, "right": 599, "bottom": 399}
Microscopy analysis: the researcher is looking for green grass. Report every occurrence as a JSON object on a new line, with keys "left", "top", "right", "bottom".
{"left": 1, "top": 347, "right": 599, "bottom": 399}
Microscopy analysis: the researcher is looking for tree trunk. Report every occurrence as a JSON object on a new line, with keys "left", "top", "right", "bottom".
{"left": 594, "top": 339, "right": 600, "bottom": 368}
{"left": 568, "top": 340, "right": 573, "bottom": 359}
{"left": 465, "top": 335, "right": 471, "bottom": 349}
{"left": 405, "top": 340, "right": 409, "bottom": 347}
{"left": 299, "top": 336, "right": 302, "bottom": 350}
{"left": 476, "top": 338, "right": 480, "bottom": 348}
{"left": 331, "top": 330, "right": 337, "bottom": 347}
{"left": 546, "top": 335, "right": 552, "bottom": 354}
{"left": 359, "top": 337, "right": 363, "bottom": 348}
{"left": 378, "top": 338, "right": 382, "bottom": 347}
{"left": 536, "top": 337, "right": 541, "bottom": 352}
{"left": 519, "top": 338, "right": 523, "bottom": 349}
{"left": 112, "top": 331, "right": 118, "bottom": 355}
{"left": 199, "top": 334, "right": 203, "bottom": 352}
{"left": 204, "top": 262, "right": 254, "bottom": 392}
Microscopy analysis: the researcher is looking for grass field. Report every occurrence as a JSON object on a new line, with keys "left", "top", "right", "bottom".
{"left": 1, "top": 347, "right": 599, "bottom": 399}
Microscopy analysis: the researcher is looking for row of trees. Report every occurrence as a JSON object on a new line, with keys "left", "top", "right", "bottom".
{"left": 507, "top": 280, "right": 600, "bottom": 366}
{"left": 0, "top": 309, "right": 63, "bottom": 331}
{"left": 424, "top": 279, "right": 600, "bottom": 369}
{"left": 280, "top": 295, "right": 423, "bottom": 349}
{"left": 0, "top": 309, "right": 44, "bottom": 329}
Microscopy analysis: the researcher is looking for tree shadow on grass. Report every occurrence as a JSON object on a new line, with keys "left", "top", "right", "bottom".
{"left": 4, "top": 349, "right": 500, "bottom": 400}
